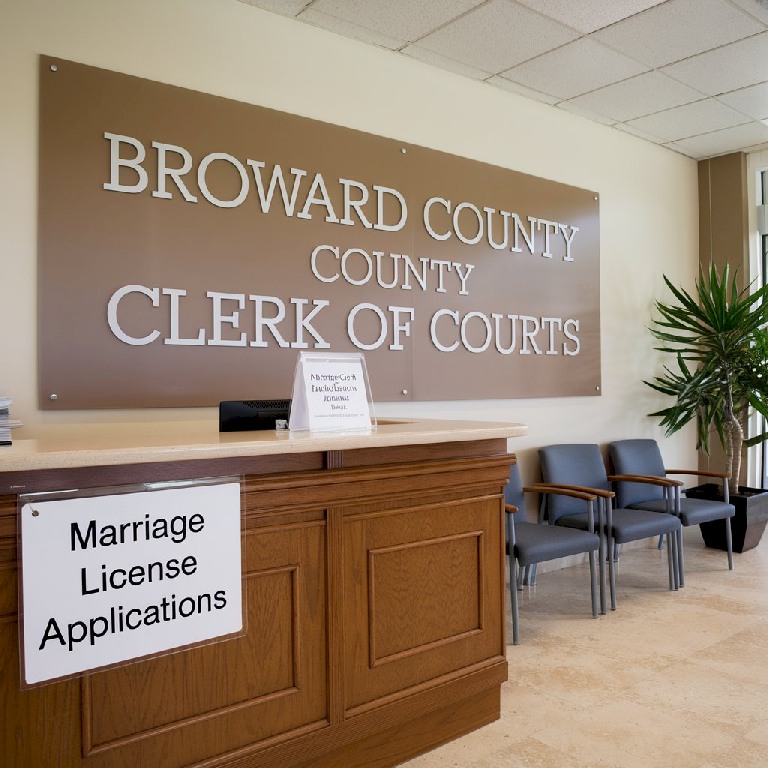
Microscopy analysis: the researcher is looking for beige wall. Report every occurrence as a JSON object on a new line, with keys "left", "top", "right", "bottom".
{"left": 0, "top": 0, "right": 700, "bottom": 481}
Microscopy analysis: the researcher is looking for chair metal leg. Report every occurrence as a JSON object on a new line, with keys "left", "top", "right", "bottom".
{"left": 657, "top": 533, "right": 664, "bottom": 550}
{"left": 597, "top": 531, "right": 607, "bottom": 615}
{"left": 529, "top": 563, "right": 538, "bottom": 586}
{"left": 725, "top": 516, "right": 734, "bottom": 570}
{"left": 604, "top": 499, "right": 617, "bottom": 611}
{"left": 674, "top": 531, "right": 680, "bottom": 589}
{"left": 608, "top": 533, "right": 616, "bottom": 611}
{"left": 510, "top": 552, "right": 520, "bottom": 646}
{"left": 588, "top": 549, "right": 599, "bottom": 619}
{"left": 672, "top": 486, "right": 684, "bottom": 588}
{"left": 517, "top": 564, "right": 525, "bottom": 590}
{"left": 595, "top": 498, "right": 607, "bottom": 615}
{"left": 666, "top": 532, "right": 676, "bottom": 590}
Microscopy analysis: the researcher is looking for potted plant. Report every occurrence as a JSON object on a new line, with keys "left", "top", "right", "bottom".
{"left": 645, "top": 263, "right": 768, "bottom": 552}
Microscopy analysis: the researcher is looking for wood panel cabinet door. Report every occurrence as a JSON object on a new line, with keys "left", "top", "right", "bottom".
{"left": 1, "top": 508, "right": 328, "bottom": 768}
{"left": 341, "top": 481, "right": 506, "bottom": 716}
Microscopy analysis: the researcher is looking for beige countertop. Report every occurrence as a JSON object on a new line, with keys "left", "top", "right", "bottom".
{"left": 0, "top": 419, "right": 527, "bottom": 473}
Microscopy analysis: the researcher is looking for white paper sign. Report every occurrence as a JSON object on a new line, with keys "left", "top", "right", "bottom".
{"left": 288, "top": 352, "right": 373, "bottom": 432}
{"left": 20, "top": 480, "right": 242, "bottom": 685}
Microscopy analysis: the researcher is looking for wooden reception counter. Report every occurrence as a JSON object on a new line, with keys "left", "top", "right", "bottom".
{"left": 0, "top": 418, "right": 526, "bottom": 768}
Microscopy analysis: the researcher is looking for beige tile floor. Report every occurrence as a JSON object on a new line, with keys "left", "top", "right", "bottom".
{"left": 402, "top": 526, "right": 768, "bottom": 768}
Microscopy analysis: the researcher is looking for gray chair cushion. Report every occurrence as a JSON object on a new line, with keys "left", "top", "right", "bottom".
{"left": 513, "top": 521, "right": 599, "bottom": 566}
{"left": 631, "top": 497, "right": 735, "bottom": 526}
{"left": 556, "top": 508, "right": 680, "bottom": 543}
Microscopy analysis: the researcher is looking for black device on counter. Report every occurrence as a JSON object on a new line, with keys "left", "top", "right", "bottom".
{"left": 218, "top": 400, "right": 291, "bottom": 432}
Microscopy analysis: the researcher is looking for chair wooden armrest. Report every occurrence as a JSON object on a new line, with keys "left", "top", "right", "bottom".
{"left": 528, "top": 484, "right": 600, "bottom": 533}
{"left": 608, "top": 473, "right": 684, "bottom": 487}
{"left": 524, "top": 484, "right": 597, "bottom": 502}
{"left": 504, "top": 504, "right": 518, "bottom": 514}
{"left": 535, "top": 482, "right": 614, "bottom": 499}
{"left": 665, "top": 469, "right": 729, "bottom": 479}
{"left": 519, "top": 485, "right": 599, "bottom": 533}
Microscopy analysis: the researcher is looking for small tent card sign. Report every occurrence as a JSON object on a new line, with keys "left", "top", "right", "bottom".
{"left": 288, "top": 352, "right": 375, "bottom": 433}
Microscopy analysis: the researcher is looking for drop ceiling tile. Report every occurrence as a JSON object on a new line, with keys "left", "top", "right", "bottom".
{"left": 668, "top": 120, "right": 768, "bottom": 157}
{"left": 566, "top": 71, "right": 706, "bottom": 123}
{"left": 661, "top": 141, "right": 699, "bottom": 159}
{"left": 412, "top": 0, "right": 579, "bottom": 74}
{"left": 237, "top": 0, "right": 311, "bottom": 16}
{"left": 614, "top": 121, "right": 676, "bottom": 144}
{"left": 486, "top": 75, "right": 561, "bottom": 104}
{"left": 593, "top": 0, "right": 764, "bottom": 67}
{"left": 501, "top": 38, "right": 647, "bottom": 100}
{"left": 298, "top": 8, "right": 404, "bottom": 49}
{"left": 718, "top": 81, "right": 768, "bottom": 119}
{"left": 555, "top": 101, "right": 616, "bottom": 125}
{"left": 625, "top": 99, "right": 751, "bottom": 141}
{"left": 402, "top": 45, "right": 492, "bottom": 80}
{"left": 311, "top": 0, "right": 485, "bottom": 42}
{"left": 514, "top": 0, "right": 667, "bottom": 33}
{"left": 729, "top": 0, "right": 768, "bottom": 24}
{"left": 662, "top": 32, "right": 768, "bottom": 95}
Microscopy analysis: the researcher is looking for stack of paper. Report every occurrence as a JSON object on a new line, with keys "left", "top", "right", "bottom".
{"left": 0, "top": 395, "right": 22, "bottom": 446}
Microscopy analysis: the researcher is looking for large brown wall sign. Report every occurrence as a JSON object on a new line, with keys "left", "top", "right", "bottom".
{"left": 38, "top": 56, "right": 601, "bottom": 409}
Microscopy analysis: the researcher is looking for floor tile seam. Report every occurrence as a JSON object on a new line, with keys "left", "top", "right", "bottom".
{"left": 584, "top": 648, "right": 706, "bottom": 674}
{"left": 656, "top": 615, "right": 754, "bottom": 658}
{"left": 531, "top": 730, "right": 730, "bottom": 767}
{"left": 624, "top": 652, "right": 764, "bottom": 684}
{"left": 504, "top": 677, "right": 634, "bottom": 710}
{"left": 742, "top": 720, "right": 768, "bottom": 744}
{"left": 677, "top": 651, "right": 768, "bottom": 687}
{"left": 560, "top": 693, "right": 740, "bottom": 749}
{"left": 724, "top": 627, "right": 768, "bottom": 651}
{"left": 676, "top": 594, "right": 756, "bottom": 608}
{"left": 508, "top": 628, "right": 688, "bottom": 669}
{"left": 618, "top": 682, "right": 768, "bottom": 732}
{"left": 587, "top": 619, "right": 751, "bottom": 653}
{"left": 493, "top": 734, "right": 596, "bottom": 768}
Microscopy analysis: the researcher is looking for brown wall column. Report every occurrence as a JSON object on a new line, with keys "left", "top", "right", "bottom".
{"left": 697, "top": 151, "right": 750, "bottom": 482}
{"left": 698, "top": 152, "right": 749, "bottom": 273}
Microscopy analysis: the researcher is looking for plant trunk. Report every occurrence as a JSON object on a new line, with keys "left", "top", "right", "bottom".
{"left": 723, "top": 373, "right": 742, "bottom": 496}
{"left": 724, "top": 416, "right": 743, "bottom": 496}
{"left": 723, "top": 368, "right": 744, "bottom": 493}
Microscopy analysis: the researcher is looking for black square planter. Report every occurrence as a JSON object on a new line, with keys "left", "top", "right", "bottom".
{"left": 686, "top": 484, "right": 768, "bottom": 553}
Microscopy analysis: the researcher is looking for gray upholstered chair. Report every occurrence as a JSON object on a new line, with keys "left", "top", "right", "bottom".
{"left": 538, "top": 443, "right": 682, "bottom": 611}
{"left": 608, "top": 439, "right": 735, "bottom": 579}
{"left": 505, "top": 462, "right": 600, "bottom": 645}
